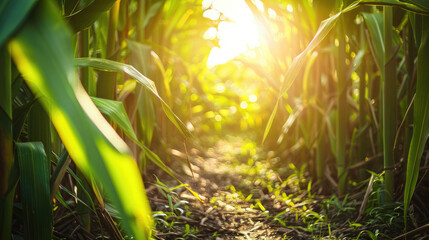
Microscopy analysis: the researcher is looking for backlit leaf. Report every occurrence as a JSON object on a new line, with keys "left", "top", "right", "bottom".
{"left": 10, "top": 1, "right": 152, "bottom": 238}
{"left": 75, "top": 57, "right": 192, "bottom": 138}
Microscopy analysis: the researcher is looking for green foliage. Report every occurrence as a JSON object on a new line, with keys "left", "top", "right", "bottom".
{"left": 10, "top": 1, "right": 153, "bottom": 237}
{"left": 16, "top": 142, "right": 52, "bottom": 240}
{"left": 152, "top": 178, "right": 197, "bottom": 237}
{"left": 404, "top": 15, "right": 429, "bottom": 225}
{"left": 75, "top": 58, "right": 192, "bottom": 138}
{"left": 65, "top": 0, "right": 117, "bottom": 32}
{"left": 0, "top": 0, "right": 37, "bottom": 47}
{"left": 2, "top": 0, "right": 429, "bottom": 238}
{"left": 0, "top": 0, "right": 202, "bottom": 238}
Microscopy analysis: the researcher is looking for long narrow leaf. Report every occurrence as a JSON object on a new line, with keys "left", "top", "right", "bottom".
{"left": 280, "top": 2, "right": 360, "bottom": 94}
{"left": 91, "top": 96, "right": 177, "bottom": 178}
{"left": 361, "top": 0, "right": 429, "bottom": 14}
{"left": 10, "top": 1, "right": 152, "bottom": 238}
{"left": 16, "top": 142, "right": 52, "bottom": 240}
{"left": 89, "top": 96, "right": 203, "bottom": 203}
{"left": 91, "top": 97, "right": 138, "bottom": 140}
{"left": 90, "top": 96, "right": 200, "bottom": 202}
{"left": 362, "top": 12, "right": 384, "bottom": 72}
{"left": 402, "top": 0, "right": 429, "bottom": 10}
{"left": 262, "top": 98, "right": 279, "bottom": 144}
{"left": 49, "top": 148, "right": 70, "bottom": 201}
{"left": 75, "top": 57, "right": 192, "bottom": 138}
{"left": 0, "top": 0, "right": 37, "bottom": 47}
{"left": 404, "top": 15, "right": 429, "bottom": 224}
{"left": 64, "top": 0, "right": 116, "bottom": 32}
{"left": 126, "top": 40, "right": 156, "bottom": 146}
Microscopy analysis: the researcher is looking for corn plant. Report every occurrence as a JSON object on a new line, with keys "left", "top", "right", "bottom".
{"left": 0, "top": 0, "right": 196, "bottom": 238}
{"left": 2, "top": 0, "right": 429, "bottom": 238}
{"left": 245, "top": 0, "right": 429, "bottom": 226}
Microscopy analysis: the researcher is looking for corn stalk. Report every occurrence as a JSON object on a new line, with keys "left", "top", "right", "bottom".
{"left": 382, "top": 6, "right": 396, "bottom": 202}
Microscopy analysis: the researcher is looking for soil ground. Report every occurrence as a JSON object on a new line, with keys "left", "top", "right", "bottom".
{"left": 46, "top": 137, "right": 421, "bottom": 239}
{"left": 147, "top": 138, "right": 401, "bottom": 239}
{"left": 149, "top": 139, "right": 301, "bottom": 239}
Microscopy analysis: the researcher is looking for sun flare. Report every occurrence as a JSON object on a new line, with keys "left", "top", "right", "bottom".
{"left": 203, "top": 0, "right": 263, "bottom": 68}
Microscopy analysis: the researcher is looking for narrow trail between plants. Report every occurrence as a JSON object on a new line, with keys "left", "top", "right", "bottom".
{"left": 149, "top": 138, "right": 321, "bottom": 239}
{"left": 149, "top": 137, "right": 400, "bottom": 240}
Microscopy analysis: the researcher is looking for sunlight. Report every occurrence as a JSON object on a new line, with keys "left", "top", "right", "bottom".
{"left": 240, "top": 101, "right": 248, "bottom": 109}
{"left": 249, "top": 94, "right": 258, "bottom": 102}
{"left": 203, "top": 0, "right": 262, "bottom": 68}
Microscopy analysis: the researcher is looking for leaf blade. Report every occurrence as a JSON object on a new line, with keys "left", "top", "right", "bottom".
{"left": 10, "top": 1, "right": 152, "bottom": 238}
{"left": 16, "top": 142, "right": 52, "bottom": 240}
{"left": 75, "top": 57, "right": 192, "bottom": 138}
{"left": 404, "top": 15, "right": 429, "bottom": 225}
{"left": 0, "top": 0, "right": 37, "bottom": 47}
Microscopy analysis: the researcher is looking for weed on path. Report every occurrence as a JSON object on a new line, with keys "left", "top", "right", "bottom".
{"left": 149, "top": 138, "right": 400, "bottom": 239}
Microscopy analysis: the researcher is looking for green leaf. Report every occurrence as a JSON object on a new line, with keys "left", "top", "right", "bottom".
{"left": 262, "top": 99, "right": 279, "bottom": 144}
{"left": 402, "top": 0, "right": 429, "bottom": 10}
{"left": 10, "top": 1, "right": 152, "bottom": 238}
{"left": 126, "top": 40, "right": 156, "bottom": 146}
{"left": 67, "top": 0, "right": 96, "bottom": 14}
{"left": 63, "top": 162, "right": 98, "bottom": 213}
{"left": 362, "top": 12, "right": 384, "bottom": 72}
{"left": 89, "top": 96, "right": 202, "bottom": 205}
{"left": 280, "top": 1, "right": 360, "bottom": 94}
{"left": 16, "top": 142, "right": 52, "bottom": 240}
{"left": 12, "top": 98, "right": 36, "bottom": 140}
{"left": 151, "top": 50, "right": 172, "bottom": 104}
{"left": 409, "top": 13, "right": 422, "bottom": 47}
{"left": 278, "top": 105, "right": 304, "bottom": 143}
{"left": 64, "top": 0, "right": 117, "bottom": 32}
{"left": 49, "top": 148, "right": 70, "bottom": 201}
{"left": 404, "top": 15, "right": 429, "bottom": 224}
{"left": 91, "top": 96, "right": 178, "bottom": 181}
{"left": 54, "top": 190, "right": 72, "bottom": 212}
{"left": 361, "top": 0, "right": 429, "bottom": 14}
{"left": 91, "top": 96, "right": 138, "bottom": 140}
{"left": 0, "top": 0, "right": 37, "bottom": 47}
{"left": 75, "top": 57, "right": 192, "bottom": 138}
{"left": 142, "top": 1, "right": 164, "bottom": 29}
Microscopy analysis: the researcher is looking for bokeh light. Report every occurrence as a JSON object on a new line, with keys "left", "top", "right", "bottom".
{"left": 204, "top": 0, "right": 262, "bottom": 68}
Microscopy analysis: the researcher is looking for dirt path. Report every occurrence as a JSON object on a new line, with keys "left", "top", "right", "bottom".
{"left": 149, "top": 139, "right": 315, "bottom": 239}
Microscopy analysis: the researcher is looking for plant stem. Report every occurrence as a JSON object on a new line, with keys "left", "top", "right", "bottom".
{"left": 0, "top": 46, "right": 14, "bottom": 240}
{"left": 383, "top": 6, "right": 396, "bottom": 202}
{"left": 336, "top": 16, "right": 348, "bottom": 194}
{"left": 358, "top": 23, "right": 368, "bottom": 180}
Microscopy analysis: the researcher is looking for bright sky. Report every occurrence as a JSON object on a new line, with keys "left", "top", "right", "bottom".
{"left": 202, "top": 0, "right": 263, "bottom": 68}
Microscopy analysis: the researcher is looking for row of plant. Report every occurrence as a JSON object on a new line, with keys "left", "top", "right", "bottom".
{"left": 230, "top": 0, "right": 429, "bottom": 229}
{"left": 2, "top": 0, "right": 429, "bottom": 238}
{"left": 0, "top": 0, "right": 207, "bottom": 239}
